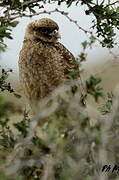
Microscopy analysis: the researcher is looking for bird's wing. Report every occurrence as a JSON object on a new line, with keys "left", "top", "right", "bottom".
{"left": 54, "top": 42, "right": 80, "bottom": 78}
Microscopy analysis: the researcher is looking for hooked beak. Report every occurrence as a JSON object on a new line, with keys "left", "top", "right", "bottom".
{"left": 49, "top": 32, "right": 61, "bottom": 39}
{"left": 56, "top": 33, "right": 61, "bottom": 39}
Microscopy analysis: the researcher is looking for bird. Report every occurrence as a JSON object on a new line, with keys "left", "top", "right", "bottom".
{"left": 19, "top": 18, "right": 79, "bottom": 113}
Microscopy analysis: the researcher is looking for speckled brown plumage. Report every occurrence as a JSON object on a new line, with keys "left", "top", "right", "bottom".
{"left": 19, "top": 18, "right": 79, "bottom": 109}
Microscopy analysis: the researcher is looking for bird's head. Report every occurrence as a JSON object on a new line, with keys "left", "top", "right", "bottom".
{"left": 25, "top": 18, "right": 61, "bottom": 43}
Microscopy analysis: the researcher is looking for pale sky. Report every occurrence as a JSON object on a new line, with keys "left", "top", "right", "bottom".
{"left": 0, "top": 2, "right": 118, "bottom": 77}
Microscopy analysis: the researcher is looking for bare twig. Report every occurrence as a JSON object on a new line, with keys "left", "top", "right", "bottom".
{"left": 9, "top": 8, "right": 91, "bottom": 34}
{"left": 106, "top": 0, "right": 119, "bottom": 7}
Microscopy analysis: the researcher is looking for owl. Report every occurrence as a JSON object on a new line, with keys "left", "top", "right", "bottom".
{"left": 19, "top": 18, "right": 79, "bottom": 112}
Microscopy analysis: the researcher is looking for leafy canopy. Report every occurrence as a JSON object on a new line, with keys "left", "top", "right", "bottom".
{"left": 0, "top": 0, "right": 119, "bottom": 48}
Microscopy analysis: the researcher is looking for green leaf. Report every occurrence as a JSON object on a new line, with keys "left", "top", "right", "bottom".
{"left": 10, "top": 21, "right": 19, "bottom": 27}
{"left": 0, "top": 138, "right": 8, "bottom": 147}
{"left": 116, "top": 7, "right": 119, "bottom": 14}
{"left": 68, "top": 70, "right": 79, "bottom": 79}
{"left": 14, "top": 93, "right": 21, "bottom": 99}
{"left": 30, "top": 9, "right": 36, "bottom": 14}
{"left": 32, "top": 136, "right": 50, "bottom": 153}
{"left": 81, "top": 41, "right": 88, "bottom": 49}
{"left": 94, "top": 136, "right": 101, "bottom": 145}
{"left": 14, "top": 120, "right": 29, "bottom": 136}
{"left": 98, "top": 103, "right": 112, "bottom": 114}
{"left": 0, "top": 118, "right": 9, "bottom": 127}
{"left": 2, "top": 73, "right": 9, "bottom": 80}
{"left": 67, "top": 0, "right": 73, "bottom": 7}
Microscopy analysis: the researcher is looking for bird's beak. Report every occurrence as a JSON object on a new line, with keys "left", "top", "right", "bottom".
{"left": 56, "top": 33, "right": 61, "bottom": 39}
{"left": 49, "top": 32, "right": 61, "bottom": 39}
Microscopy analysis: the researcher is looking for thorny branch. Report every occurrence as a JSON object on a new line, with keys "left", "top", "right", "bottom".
{"left": 0, "top": 0, "right": 118, "bottom": 57}
{"left": 9, "top": 8, "right": 103, "bottom": 46}
{"left": 10, "top": 8, "right": 91, "bottom": 34}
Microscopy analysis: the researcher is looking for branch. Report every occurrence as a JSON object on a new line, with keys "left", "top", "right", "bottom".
{"left": 106, "top": 0, "right": 119, "bottom": 7}
{"left": 10, "top": 8, "right": 91, "bottom": 34}
{"left": 21, "top": 0, "right": 40, "bottom": 6}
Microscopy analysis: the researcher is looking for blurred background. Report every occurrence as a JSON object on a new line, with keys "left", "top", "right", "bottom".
{"left": 0, "top": 2, "right": 119, "bottom": 109}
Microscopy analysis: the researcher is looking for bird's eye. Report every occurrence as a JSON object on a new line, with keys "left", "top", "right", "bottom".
{"left": 53, "top": 29, "right": 58, "bottom": 34}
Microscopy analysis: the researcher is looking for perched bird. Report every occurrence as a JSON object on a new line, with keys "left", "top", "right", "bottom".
{"left": 19, "top": 18, "right": 79, "bottom": 112}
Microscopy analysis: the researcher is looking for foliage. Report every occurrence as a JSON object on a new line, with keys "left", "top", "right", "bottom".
{"left": 0, "top": 0, "right": 119, "bottom": 48}
{"left": 98, "top": 92, "right": 113, "bottom": 114}
{"left": 13, "top": 110, "right": 30, "bottom": 137}
{"left": 0, "top": 84, "right": 102, "bottom": 179}
{"left": 85, "top": 3, "right": 119, "bottom": 48}
{"left": 0, "top": 83, "right": 118, "bottom": 180}
{"left": 0, "top": 68, "right": 14, "bottom": 93}
{"left": 0, "top": 0, "right": 119, "bottom": 180}
{"left": 86, "top": 75, "right": 104, "bottom": 102}
{"left": 0, "top": 67, "right": 21, "bottom": 99}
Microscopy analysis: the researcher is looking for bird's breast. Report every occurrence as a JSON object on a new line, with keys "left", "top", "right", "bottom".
{"left": 19, "top": 42, "right": 66, "bottom": 101}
